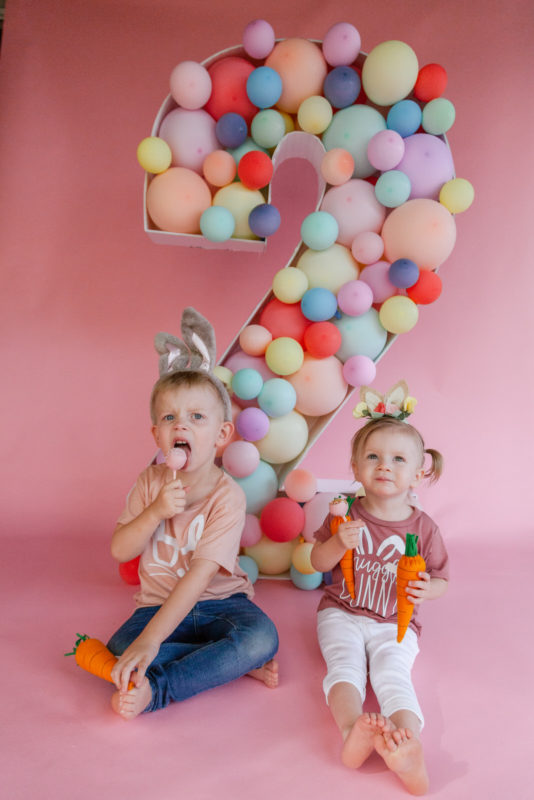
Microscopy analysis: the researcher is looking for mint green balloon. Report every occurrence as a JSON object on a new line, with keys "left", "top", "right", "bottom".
{"left": 333, "top": 309, "right": 388, "bottom": 361}
{"left": 300, "top": 211, "right": 339, "bottom": 250}
{"left": 422, "top": 98, "right": 456, "bottom": 135}
{"left": 251, "top": 109, "right": 286, "bottom": 149}
{"left": 375, "top": 170, "right": 411, "bottom": 208}
{"left": 323, "top": 105, "right": 386, "bottom": 178}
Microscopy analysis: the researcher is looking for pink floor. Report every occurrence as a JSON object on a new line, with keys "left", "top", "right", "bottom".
{"left": 1, "top": 535, "right": 529, "bottom": 799}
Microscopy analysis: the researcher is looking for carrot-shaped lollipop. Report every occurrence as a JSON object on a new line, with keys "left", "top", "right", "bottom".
{"left": 329, "top": 496, "right": 357, "bottom": 599}
{"left": 65, "top": 634, "right": 134, "bottom": 690}
{"left": 396, "top": 534, "right": 426, "bottom": 643}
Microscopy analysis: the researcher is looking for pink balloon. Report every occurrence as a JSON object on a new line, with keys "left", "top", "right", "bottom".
{"left": 337, "top": 279, "right": 374, "bottom": 316}
{"left": 240, "top": 514, "right": 263, "bottom": 547}
{"left": 159, "top": 108, "right": 219, "bottom": 174}
{"left": 284, "top": 469, "right": 317, "bottom": 502}
{"left": 243, "top": 20, "right": 276, "bottom": 60}
{"left": 169, "top": 61, "right": 212, "bottom": 110}
{"left": 224, "top": 350, "right": 276, "bottom": 382}
{"left": 222, "top": 440, "right": 260, "bottom": 478}
{"left": 322, "top": 22, "right": 361, "bottom": 67}
{"left": 321, "top": 180, "right": 386, "bottom": 246}
{"left": 342, "top": 354, "right": 377, "bottom": 387}
{"left": 367, "top": 129, "right": 405, "bottom": 171}
{"left": 358, "top": 261, "right": 398, "bottom": 303}
{"left": 351, "top": 231, "right": 385, "bottom": 265}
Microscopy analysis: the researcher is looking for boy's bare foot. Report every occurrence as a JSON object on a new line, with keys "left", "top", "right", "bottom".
{"left": 247, "top": 659, "right": 279, "bottom": 688}
{"left": 111, "top": 677, "right": 152, "bottom": 720}
{"left": 374, "top": 727, "right": 429, "bottom": 796}
{"left": 342, "top": 712, "right": 393, "bottom": 768}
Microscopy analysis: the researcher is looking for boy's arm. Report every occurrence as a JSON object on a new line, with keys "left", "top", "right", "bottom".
{"left": 111, "top": 557, "right": 219, "bottom": 692}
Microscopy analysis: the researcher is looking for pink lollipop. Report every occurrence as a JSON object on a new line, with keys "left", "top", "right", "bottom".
{"left": 166, "top": 446, "right": 187, "bottom": 477}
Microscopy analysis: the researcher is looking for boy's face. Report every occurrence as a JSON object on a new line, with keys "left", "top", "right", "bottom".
{"left": 351, "top": 428, "right": 424, "bottom": 501}
{"left": 151, "top": 384, "right": 233, "bottom": 473}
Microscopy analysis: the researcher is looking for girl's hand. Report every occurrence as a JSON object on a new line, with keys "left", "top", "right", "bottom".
{"left": 337, "top": 518, "right": 363, "bottom": 551}
{"left": 153, "top": 477, "right": 188, "bottom": 520}
{"left": 405, "top": 571, "right": 431, "bottom": 605}
{"left": 111, "top": 636, "right": 160, "bottom": 692}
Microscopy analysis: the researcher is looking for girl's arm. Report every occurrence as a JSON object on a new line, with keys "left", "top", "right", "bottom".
{"left": 311, "top": 520, "right": 362, "bottom": 573}
{"left": 406, "top": 573, "right": 448, "bottom": 604}
{"left": 111, "top": 557, "right": 219, "bottom": 691}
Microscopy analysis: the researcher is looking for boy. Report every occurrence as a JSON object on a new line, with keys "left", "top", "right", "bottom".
{"left": 108, "top": 309, "right": 279, "bottom": 719}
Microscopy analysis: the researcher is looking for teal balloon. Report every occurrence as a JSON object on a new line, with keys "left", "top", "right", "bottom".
{"left": 258, "top": 378, "right": 297, "bottom": 418}
{"left": 323, "top": 105, "right": 386, "bottom": 178}
{"left": 333, "top": 309, "right": 388, "bottom": 361}
{"left": 300, "top": 212, "right": 339, "bottom": 251}
{"left": 234, "top": 460, "right": 278, "bottom": 514}
{"left": 231, "top": 368, "right": 264, "bottom": 400}
{"left": 375, "top": 170, "right": 411, "bottom": 207}
{"left": 251, "top": 109, "right": 286, "bottom": 149}
{"left": 290, "top": 565, "right": 323, "bottom": 590}
{"left": 200, "top": 206, "right": 235, "bottom": 242}
{"left": 239, "top": 555, "right": 259, "bottom": 584}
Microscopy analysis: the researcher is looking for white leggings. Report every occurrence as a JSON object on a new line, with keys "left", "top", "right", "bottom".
{"left": 317, "top": 607, "right": 424, "bottom": 727}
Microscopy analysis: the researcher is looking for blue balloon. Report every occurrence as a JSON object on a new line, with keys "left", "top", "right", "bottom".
{"left": 333, "top": 309, "right": 388, "bottom": 361}
{"left": 248, "top": 204, "right": 281, "bottom": 237}
{"left": 258, "top": 378, "right": 297, "bottom": 417}
{"left": 215, "top": 112, "right": 248, "bottom": 149}
{"left": 239, "top": 555, "right": 259, "bottom": 584}
{"left": 231, "top": 368, "right": 264, "bottom": 400}
{"left": 387, "top": 100, "right": 422, "bottom": 138}
{"left": 234, "top": 460, "right": 278, "bottom": 514}
{"left": 246, "top": 66, "right": 283, "bottom": 109}
{"left": 323, "top": 66, "right": 361, "bottom": 109}
{"left": 290, "top": 565, "right": 323, "bottom": 590}
{"left": 388, "top": 258, "right": 420, "bottom": 289}
{"left": 301, "top": 287, "right": 338, "bottom": 322}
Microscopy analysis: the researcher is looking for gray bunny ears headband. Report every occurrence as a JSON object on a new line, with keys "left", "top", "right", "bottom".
{"left": 154, "top": 307, "right": 232, "bottom": 420}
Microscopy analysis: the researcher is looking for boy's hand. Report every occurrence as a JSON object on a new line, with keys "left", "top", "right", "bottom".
{"left": 111, "top": 635, "right": 160, "bottom": 693}
{"left": 153, "top": 477, "right": 188, "bottom": 519}
{"left": 406, "top": 571, "right": 431, "bottom": 604}
{"left": 337, "top": 518, "right": 363, "bottom": 551}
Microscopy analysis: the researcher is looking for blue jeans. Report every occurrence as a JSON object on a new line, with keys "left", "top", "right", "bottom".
{"left": 107, "top": 594, "right": 279, "bottom": 712}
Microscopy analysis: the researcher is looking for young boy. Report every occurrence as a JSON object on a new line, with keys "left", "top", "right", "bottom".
{"left": 107, "top": 310, "right": 279, "bottom": 719}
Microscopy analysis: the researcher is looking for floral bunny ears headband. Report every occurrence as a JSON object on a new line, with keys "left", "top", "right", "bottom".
{"left": 154, "top": 306, "right": 232, "bottom": 420}
{"left": 353, "top": 380, "right": 417, "bottom": 421}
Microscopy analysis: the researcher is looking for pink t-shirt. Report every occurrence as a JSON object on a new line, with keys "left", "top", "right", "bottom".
{"left": 117, "top": 465, "right": 253, "bottom": 607}
{"left": 314, "top": 498, "right": 449, "bottom": 636}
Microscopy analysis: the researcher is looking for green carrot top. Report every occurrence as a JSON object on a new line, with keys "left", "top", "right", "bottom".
{"left": 404, "top": 533, "right": 420, "bottom": 557}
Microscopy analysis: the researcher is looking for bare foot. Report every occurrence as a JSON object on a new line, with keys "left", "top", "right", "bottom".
{"left": 247, "top": 659, "right": 279, "bottom": 688}
{"left": 342, "top": 712, "right": 394, "bottom": 769}
{"left": 111, "top": 677, "right": 152, "bottom": 720}
{"left": 374, "top": 727, "right": 429, "bottom": 795}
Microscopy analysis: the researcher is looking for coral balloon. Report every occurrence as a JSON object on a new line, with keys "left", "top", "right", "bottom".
{"left": 202, "top": 150, "right": 237, "bottom": 187}
{"left": 284, "top": 469, "right": 317, "bottom": 503}
{"left": 303, "top": 321, "right": 342, "bottom": 358}
{"left": 265, "top": 38, "right": 328, "bottom": 114}
{"left": 414, "top": 63, "right": 448, "bottom": 102}
{"left": 146, "top": 168, "right": 211, "bottom": 234}
{"left": 260, "top": 298, "right": 310, "bottom": 344}
{"left": 204, "top": 56, "right": 257, "bottom": 123}
{"left": 382, "top": 199, "right": 456, "bottom": 270}
{"left": 321, "top": 149, "right": 355, "bottom": 186}
{"left": 119, "top": 556, "right": 140, "bottom": 585}
{"left": 260, "top": 497, "right": 305, "bottom": 542}
{"left": 288, "top": 354, "right": 348, "bottom": 416}
{"left": 238, "top": 151, "right": 273, "bottom": 190}
{"left": 239, "top": 324, "right": 272, "bottom": 356}
{"left": 406, "top": 270, "right": 442, "bottom": 304}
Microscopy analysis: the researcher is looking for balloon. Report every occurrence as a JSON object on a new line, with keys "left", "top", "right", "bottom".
{"left": 146, "top": 168, "right": 211, "bottom": 234}
{"left": 199, "top": 206, "right": 236, "bottom": 242}
{"left": 297, "top": 95, "right": 333, "bottom": 134}
{"left": 322, "top": 105, "right": 386, "bottom": 178}
{"left": 202, "top": 150, "right": 237, "bottom": 187}
{"left": 205, "top": 56, "right": 257, "bottom": 123}
{"left": 337, "top": 279, "right": 374, "bottom": 316}
{"left": 231, "top": 368, "right": 264, "bottom": 400}
{"left": 119, "top": 556, "right": 140, "bottom": 585}
{"left": 386, "top": 99, "right": 422, "bottom": 138}
{"left": 333, "top": 309, "right": 388, "bottom": 362}
{"left": 234, "top": 460, "right": 278, "bottom": 514}
{"left": 379, "top": 295, "right": 419, "bottom": 334}
{"left": 260, "top": 497, "right": 305, "bottom": 542}
{"left": 290, "top": 565, "right": 323, "bottom": 590}
{"left": 367, "top": 129, "right": 405, "bottom": 171}
{"left": 213, "top": 365, "right": 233, "bottom": 390}
{"left": 300, "top": 287, "right": 338, "bottom": 322}
{"left": 351, "top": 231, "right": 384, "bottom": 265}
{"left": 414, "top": 63, "right": 448, "bottom": 102}
{"left": 255, "top": 410, "right": 309, "bottom": 463}
{"left": 297, "top": 243, "right": 359, "bottom": 293}
{"left": 284, "top": 468, "right": 317, "bottom": 503}
{"left": 342, "top": 354, "right": 377, "bottom": 387}
{"left": 240, "top": 514, "right": 263, "bottom": 547}
{"left": 439, "top": 178, "right": 475, "bottom": 213}
{"left": 239, "top": 324, "right": 272, "bottom": 356}
{"left": 246, "top": 66, "right": 283, "bottom": 109}
{"left": 303, "top": 321, "right": 342, "bottom": 358}
{"left": 236, "top": 407, "right": 270, "bottom": 441}
{"left": 229, "top": 137, "right": 269, "bottom": 165}
{"left": 265, "top": 337, "right": 304, "bottom": 376}
{"left": 292, "top": 542, "right": 316, "bottom": 574}
{"left": 213, "top": 183, "right": 265, "bottom": 239}
{"left": 265, "top": 38, "right": 328, "bottom": 114}
{"left": 238, "top": 150, "right": 273, "bottom": 190}
{"left": 388, "top": 258, "right": 419, "bottom": 289}
{"left": 249, "top": 204, "right": 281, "bottom": 237}
{"left": 215, "top": 112, "right": 248, "bottom": 149}
{"left": 239, "top": 555, "right": 259, "bottom": 584}
{"left": 288, "top": 354, "right": 348, "bottom": 416}
{"left": 362, "top": 40, "right": 418, "bottom": 106}
{"left": 258, "top": 378, "right": 297, "bottom": 417}
{"left": 323, "top": 66, "right": 361, "bottom": 109}
{"left": 224, "top": 350, "right": 275, "bottom": 381}
{"left": 422, "top": 98, "right": 456, "bottom": 135}
{"left": 223, "top": 441, "right": 261, "bottom": 478}
{"left": 321, "top": 180, "right": 386, "bottom": 246}
{"left": 137, "top": 137, "right": 172, "bottom": 173}
{"left": 321, "top": 148, "right": 355, "bottom": 186}
{"left": 260, "top": 298, "right": 310, "bottom": 344}
{"left": 374, "top": 170, "right": 411, "bottom": 207}
{"left": 301, "top": 211, "right": 339, "bottom": 251}
{"left": 322, "top": 22, "right": 361, "bottom": 67}
{"left": 302, "top": 492, "right": 336, "bottom": 541}
{"left": 406, "top": 270, "right": 442, "bottom": 304}
{"left": 251, "top": 109, "right": 286, "bottom": 149}
{"left": 169, "top": 61, "right": 212, "bottom": 110}
{"left": 396, "top": 133, "right": 454, "bottom": 200}
{"left": 242, "top": 19, "right": 276, "bottom": 60}
{"left": 272, "top": 267, "right": 309, "bottom": 304}
{"left": 244, "top": 535, "right": 297, "bottom": 575}
{"left": 382, "top": 198, "right": 456, "bottom": 269}
{"left": 359, "top": 261, "right": 397, "bottom": 303}
{"left": 159, "top": 108, "right": 218, "bottom": 173}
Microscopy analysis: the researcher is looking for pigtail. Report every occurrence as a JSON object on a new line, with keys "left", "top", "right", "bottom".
{"left": 424, "top": 448, "right": 443, "bottom": 483}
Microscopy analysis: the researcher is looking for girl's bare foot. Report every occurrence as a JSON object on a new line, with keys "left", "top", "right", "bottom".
{"left": 342, "top": 712, "right": 393, "bottom": 768}
{"left": 374, "top": 727, "right": 429, "bottom": 796}
{"left": 111, "top": 677, "right": 152, "bottom": 720}
{"left": 248, "top": 659, "right": 279, "bottom": 688}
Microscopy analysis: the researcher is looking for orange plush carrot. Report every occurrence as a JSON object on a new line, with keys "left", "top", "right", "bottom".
{"left": 396, "top": 534, "right": 426, "bottom": 643}
{"left": 65, "top": 634, "right": 134, "bottom": 690}
{"left": 329, "top": 496, "right": 357, "bottom": 599}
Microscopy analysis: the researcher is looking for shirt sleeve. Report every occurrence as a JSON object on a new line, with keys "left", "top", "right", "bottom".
{"left": 424, "top": 522, "right": 450, "bottom": 581}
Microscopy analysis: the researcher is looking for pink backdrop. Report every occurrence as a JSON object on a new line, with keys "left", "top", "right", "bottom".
{"left": 1, "top": 0, "right": 532, "bottom": 546}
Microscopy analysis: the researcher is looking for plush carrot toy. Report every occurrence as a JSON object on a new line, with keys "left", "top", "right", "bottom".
{"left": 396, "top": 534, "right": 426, "bottom": 643}
{"left": 329, "top": 495, "right": 357, "bottom": 600}
{"left": 65, "top": 634, "right": 134, "bottom": 690}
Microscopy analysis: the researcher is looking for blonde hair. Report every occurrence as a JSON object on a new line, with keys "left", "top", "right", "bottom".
{"left": 350, "top": 416, "right": 443, "bottom": 483}
{"left": 150, "top": 371, "right": 230, "bottom": 424}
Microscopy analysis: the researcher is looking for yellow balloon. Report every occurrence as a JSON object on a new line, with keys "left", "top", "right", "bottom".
{"left": 213, "top": 365, "right": 233, "bottom": 388}
{"left": 297, "top": 96, "right": 333, "bottom": 135}
{"left": 439, "top": 178, "right": 475, "bottom": 214}
{"left": 297, "top": 243, "right": 359, "bottom": 292}
{"left": 137, "top": 137, "right": 172, "bottom": 174}
{"left": 265, "top": 337, "right": 304, "bottom": 375}
{"left": 256, "top": 410, "right": 309, "bottom": 464}
{"left": 379, "top": 296, "right": 419, "bottom": 334}
{"left": 280, "top": 111, "right": 295, "bottom": 134}
{"left": 292, "top": 542, "right": 315, "bottom": 574}
{"left": 213, "top": 183, "right": 265, "bottom": 239}
{"left": 272, "top": 267, "right": 309, "bottom": 303}
{"left": 244, "top": 535, "right": 297, "bottom": 575}
{"left": 362, "top": 41, "right": 418, "bottom": 106}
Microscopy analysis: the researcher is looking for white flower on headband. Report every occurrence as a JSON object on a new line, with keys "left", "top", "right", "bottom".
{"left": 352, "top": 380, "right": 417, "bottom": 421}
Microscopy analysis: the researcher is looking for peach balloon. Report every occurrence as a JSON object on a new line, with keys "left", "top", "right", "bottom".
{"left": 203, "top": 150, "right": 237, "bottom": 187}
{"left": 288, "top": 354, "right": 348, "bottom": 416}
{"left": 284, "top": 468, "right": 317, "bottom": 503}
{"left": 265, "top": 39, "right": 328, "bottom": 114}
{"left": 382, "top": 198, "right": 456, "bottom": 269}
{"left": 321, "top": 148, "right": 355, "bottom": 186}
{"left": 239, "top": 324, "right": 273, "bottom": 356}
{"left": 146, "top": 168, "right": 212, "bottom": 234}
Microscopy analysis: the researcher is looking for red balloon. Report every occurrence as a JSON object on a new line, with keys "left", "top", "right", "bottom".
{"left": 303, "top": 321, "right": 342, "bottom": 358}
{"left": 204, "top": 57, "right": 258, "bottom": 123}
{"left": 260, "top": 497, "right": 305, "bottom": 542}
{"left": 407, "top": 270, "right": 442, "bottom": 304}
{"left": 238, "top": 151, "right": 273, "bottom": 190}
{"left": 413, "top": 64, "right": 448, "bottom": 102}
{"left": 119, "top": 556, "right": 141, "bottom": 585}
{"left": 260, "top": 298, "right": 311, "bottom": 344}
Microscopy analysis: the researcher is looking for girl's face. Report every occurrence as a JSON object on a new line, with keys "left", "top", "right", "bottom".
{"left": 352, "top": 427, "right": 424, "bottom": 502}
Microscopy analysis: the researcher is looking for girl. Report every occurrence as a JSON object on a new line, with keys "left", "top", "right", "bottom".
{"left": 311, "top": 415, "right": 449, "bottom": 796}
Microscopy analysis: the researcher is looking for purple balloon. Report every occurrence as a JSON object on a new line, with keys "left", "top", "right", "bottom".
{"left": 235, "top": 407, "right": 270, "bottom": 442}
{"left": 337, "top": 279, "right": 374, "bottom": 316}
{"left": 249, "top": 204, "right": 281, "bottom": 237}
{"left": 323, "top": 66, "right": 361, "bottom": 109}
{"left": 388, "top": 259, "right": 420, "bottom": 289}
{"left": 215, "top": 113, "right": 248, "bottom": 149}
{"left": 397, "top": 133, "right": 455, "bottom": 200}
